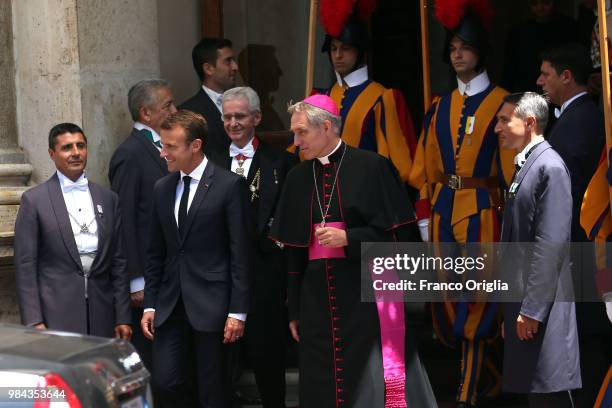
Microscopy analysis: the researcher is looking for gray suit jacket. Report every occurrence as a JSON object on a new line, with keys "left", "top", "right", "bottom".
{"left": 14, "top": 174, "right": 131, "bottom": 337}
{"left": 500, "top": 140, "right": 581, "bottom": 393}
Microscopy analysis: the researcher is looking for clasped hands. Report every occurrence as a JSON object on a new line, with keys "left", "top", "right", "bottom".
{"left": 315, "top": 226, "right": 347, "bottom": 248}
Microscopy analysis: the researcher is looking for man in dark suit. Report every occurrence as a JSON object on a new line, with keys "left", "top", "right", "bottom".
{"left": 537, "top": 43, "right": 604, "bottom": 242}
{"left": 141, "top": 110, "right": 251, "bottom": 407}
{"left": 537, "top": 43, "right": 609, "bottom": 407}
{"left": 180, "top": 37, "right": 238, "bottom": 160}
{"left": 496, "top": 92, "right": 581, "bottom": 407}
{"left": 208, "top": 86, "right": 295, "bottom": 407}
{"left": 15, "top": 123, "right": 131, "bottom": 339}
{"left": 108, "top": 79, "right": 176, "bottom": 372}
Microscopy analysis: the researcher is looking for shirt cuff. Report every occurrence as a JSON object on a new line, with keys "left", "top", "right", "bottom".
{"left": 130, "top": 277, "right": 145, "bottom": 293}
{"left": 143, "top": 308, "right": 155, "bottom": 313}
{"left": 228, "top": 313, "right": 247, "bottom": 322}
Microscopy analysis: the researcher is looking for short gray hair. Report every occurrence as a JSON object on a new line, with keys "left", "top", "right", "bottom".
{"left": 503, "top": 92, "right": 549, "bottom": 133}
{"left": 221, "top": 86, "right": 261, "bottom": 113}
{"left": 287, "top": 101, "right": 342, "bottom": 135}
{"left": 127, "top": 79, "right": 170, "bottom": 121}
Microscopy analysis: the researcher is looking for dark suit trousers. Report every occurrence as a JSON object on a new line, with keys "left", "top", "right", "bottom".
{"left": 152, "top": 297, "right": 226, "bottom": 408}
{"left": 224, "top": 302, "right": 287, "bottom": 408}
{"left": 131, "top": 307, "right": 152, "bottom": 369}
{"left": 528, "top": 391, "right": 574, "bottom": 408}
{"left": 244, "top": 307, "right": 287, "bottom": 408}
{"left": 243, "top": 251, "right": 287, "bottom": 408}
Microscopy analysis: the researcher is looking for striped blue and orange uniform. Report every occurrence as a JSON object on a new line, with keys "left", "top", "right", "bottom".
{"left": 580, "top": 149, "right": 612, "bottom": 408}
{"left": 326, "top": 80, "right": 417, "bottom": 182}
{"left": 293, "top": 81, "right": 417, "bottom": 182}
{"left": 409, "top": 84, "right": 515, "bottom": 405}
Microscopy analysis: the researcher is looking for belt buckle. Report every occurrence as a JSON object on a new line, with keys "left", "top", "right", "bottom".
{"left": 447, "top": 175, "right": 462, "bottom": 190}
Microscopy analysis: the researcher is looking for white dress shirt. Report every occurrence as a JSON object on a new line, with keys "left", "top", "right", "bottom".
{"left": 134, "top": 122, "right": 162, "bottom": 151}
{"left": 457, "top": 70, "right": 491, "bottom": 97}
{"left": 203, "top": 85, "right": 223, "bottom": 113}
{"left": 229, "top": 137, "right": 256, "bottom": 177}
{"left": 554, "top": 91, "right": 588, "bottom": 118}
{"left": 174, "top": 156, "right": 208, "bottom": 224}
{"left": 145, "top": 156, "right": 246, "bottom": 322}
{"left": 57, "top": 171, "right": 98, "bottom": 254}
{"left": 514, "top": 136, "right": 545, "bottom": 169}
{"left": 335, "top": 65, "right": 368, "bottom": 88}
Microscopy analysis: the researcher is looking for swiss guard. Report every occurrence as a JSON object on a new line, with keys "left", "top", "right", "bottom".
{"left": 307, "top": 0, "right": 418, "bottom": 183}
{"left": 580, "top": 148, "right": 612, "bottom": 408}
{"left": 408, "top": 0, "right": 515, "bottom": 406}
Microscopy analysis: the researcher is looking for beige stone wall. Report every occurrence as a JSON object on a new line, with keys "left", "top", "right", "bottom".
{"left": 11, "top": 0, "right": 161, "bottom": 185}
{"left": 76, "top": 0, "right": 161, "bottom": 185}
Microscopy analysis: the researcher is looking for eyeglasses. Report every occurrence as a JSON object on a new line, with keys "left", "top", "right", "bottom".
{"left": 222, "top": 112, "right": 251, "bottom": 122}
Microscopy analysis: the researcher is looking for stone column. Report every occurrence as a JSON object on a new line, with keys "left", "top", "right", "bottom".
{"left": 12, "top": 0, "right": 83, "bottom": 183}
{"left": 0, "top": 0, "right": 31, "bottom": 323}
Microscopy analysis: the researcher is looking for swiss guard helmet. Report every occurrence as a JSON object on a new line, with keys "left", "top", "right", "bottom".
{"left": 435, "top": 0, "right": 493, "bottom": 70}
{"left": 319, "top": 0, "right": 378, "bottom": 72}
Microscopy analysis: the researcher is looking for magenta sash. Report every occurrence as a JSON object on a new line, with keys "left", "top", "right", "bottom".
{"left": 371, "top": 264, "right": 407, "bottom": 407}
{"left": 308, "top": 222, "right": 346, "bottom": 260}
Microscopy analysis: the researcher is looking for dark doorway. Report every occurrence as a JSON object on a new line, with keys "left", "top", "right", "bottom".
{"left": 371, "top": 0, "right": 425, "bottom": 126}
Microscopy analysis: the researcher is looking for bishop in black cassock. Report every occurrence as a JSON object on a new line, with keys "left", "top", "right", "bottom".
{"left": 270, "top": 95, "right": 436, "bottom": 408}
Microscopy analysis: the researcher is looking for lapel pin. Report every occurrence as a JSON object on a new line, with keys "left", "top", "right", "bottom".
{"left": 97, "top": 204, "right": 103, "bottom": 215}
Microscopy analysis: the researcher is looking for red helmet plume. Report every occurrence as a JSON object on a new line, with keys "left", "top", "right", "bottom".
{"left": 320, "top": 0, "right": 356, "bottom": 38}
{"left": 434, "top": 0, "right": 493, "bottom": 31}
{"left": 319, "top": 0, "right": 378, "bottom": 37}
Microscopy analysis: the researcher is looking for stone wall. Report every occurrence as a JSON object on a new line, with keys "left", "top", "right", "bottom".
{"left": 76, "top": 0, "right": 161, "bottom": 185}
{"left": 11, "top": 0, "right": 161, "bottom": 186}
